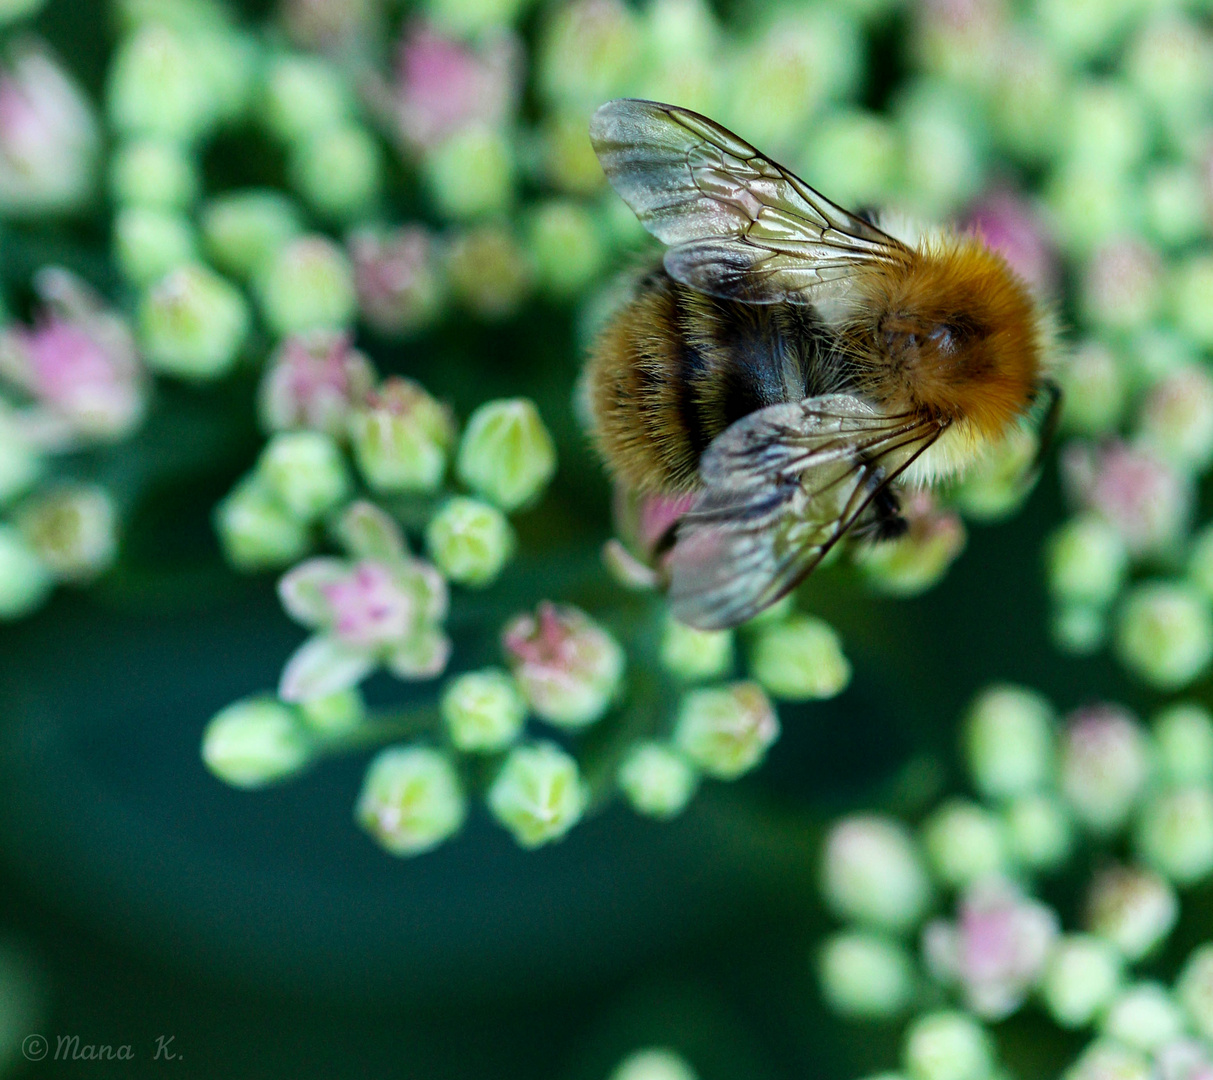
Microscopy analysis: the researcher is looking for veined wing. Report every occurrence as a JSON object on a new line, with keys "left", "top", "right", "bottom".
{"left": 590, "top": 98, "right": 911, "bottom": 305}
{"left": 666, "top": 395, "right": 946, "bottom": 629}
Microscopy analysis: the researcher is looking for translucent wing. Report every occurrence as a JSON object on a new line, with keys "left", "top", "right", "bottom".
{"left": 666, "top": 396, "right": 946, "bottom": 629}
{"left": 590, "top": 98, "right": 911, "bottom": 305}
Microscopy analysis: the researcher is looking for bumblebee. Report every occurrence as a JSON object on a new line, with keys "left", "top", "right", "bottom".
{"left": 587, "top": 99, "right": 1057, "bottom": 629}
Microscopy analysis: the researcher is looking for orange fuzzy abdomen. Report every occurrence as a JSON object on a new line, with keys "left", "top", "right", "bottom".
{"left": 851, "top": 237, "right": 1042, "bottom": 441}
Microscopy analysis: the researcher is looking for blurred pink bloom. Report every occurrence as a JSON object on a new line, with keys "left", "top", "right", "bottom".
{"left": 966, "top": 189, "right": 1056, "bottom": 292}
{"left": 0, "top": 45, "right": 97, "bottom": 215}
{"left": 1062, "top": 439, "right": 1192, "bottom": 556}
{"left": 1060, "top": 703, "right": 1151, "bottom": 834}
{"left": 1158, "top": 1040, "right": 1213, "bottom": 1080}
{"left": 323, "top": 561, "right": 418, "bottom": 647}
{"left": 611, "top": 484, "right": 695, "bottom": 562}
{"left": 922, "top": 878, "right": 1059, "bottom": 1019}
{"left": 0, "top": 268, "right": 143, "bottom": 443}
{"left": 349, "top": 226, "right": 443, "bottom": 335}
{"left": 258, "top": 330, "right": 375, "bottom": 437}
{"left": 394, "top": 24, "right": 522, "bottom": 151}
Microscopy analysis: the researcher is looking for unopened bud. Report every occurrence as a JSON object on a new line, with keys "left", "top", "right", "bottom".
{"left": 289, "top": 124, "right": 383, "bottom": 222}
{"left": 1062, "top": 1041, "right": 1152, "bottom": 1080}
{"left": 821, "top": 815, "right": 931, "bottom": 933}
{"left": 1173, "top": 254, "right": 1213, "bottom": 350}
{"left": 214, "top": 475, "right": 311, "bottom": 571}
{"left": 445, "top": 223, "right": 532, "bottom": 318}
{"left": 617, "top": 742, "right": 697, "bottom": 818}
{"left": 527, "top": 200, "right": 607, "bottom": 298}
{"left": 747, "top": 614, "right": 850, "bottom": 701}
{"left": 503, "top": 601, "right": 624, "bottom": 728}
{"left": 487, "top": 741, "right": 587, "bottom": 847}
{"left": 349, "top": 377, "right": 456, "bottom": 495}
{"left": 1060, "top": 704, "right": 1151, "bottom": 835}
{"left": 109, "top": 138, "right": 197, "bottom": 209}
{"left": 922, "top": 800, "right": 1008, "bottom": 890}
{"left": 256, "top": 431, "right": 350, "bottom": 523}
{"left": 422, "top": 124, "right": 516, "bottom": 220}
{"left": 0, "top": 524, "right": 51, "bottom": 618}
{"left": 1102, "top": 983, "right": 1184, "bottom": 1053}
{"left": 818, "top": 931, "right": 915, "bottom": 1019}
{"left": 256, "top": 236, "right": 357, "bottom": 339}
{"left": 1041, "top": 935, "right": 1124, "bottom": 1029}
{"left": 1135, "top": 786, "right": 1213, "bottom": 886}
{"left": 17, "top": 484, "right": 117, "bottom": 581}
{"left": 349, "top": 226, "right": 444, "bottom": 336}
{"left": 260, "top": 54, "right": 352, "bottom": 143}
{"left": 114, "top": 207, "right": 196, "bottom": 287}
{"left": 902, "top": 1010, "right": 993, "bottom": 1080}
{"left": 609, "top": 1049, "right": 697, "bottom": 1080}
{"left": 1153, "top": 703, "right": 1213, "bottom": 786}
{"left": 673, "top": 682, "right": 778, "bottom": 779}
{"left": 856, "top": 491, "right": 966, "bottom": 594}
{"left": 1058, "top": 342, "right": 1126, "bottom": 436}
{"left": 201, "top": 189, "right": 303, "bottom": 281}
{"left": 441, "top": 668, "right": 526, "bottom": 752}
{"left": 107, "top": 24, "right": 215, "bottom": 143}
{"left": 425, "top": 496, "right": 515, "bottom": 588}
{"left": 457, "top": 398, "right": 556, "bottom": 512}
{"left": 1085, "top": 864, "right": 1178, "bottom": 961}
{"left": 963, "top": 684, "right": 1055, "bottom": 800}
{"left": 355, "top": 744, "right": 465, "bottom": 855}
{"left": 202, "top": 696, "right": 312, "bottom": 788}
{"left": 1047, "top": 516, "right": 1129, "bottom": 609}
{"left": 139, "top": 263, "right": 250, "bottom": 379}
{"left": 660, "top": 616, "right": 733, "bottom": 682}
{"left": 1079, "top": 237, "right": 1162, "bottom": 333}
{"left": 1137, "top": 366, "right": 1213, "bottom": 472}
{"left": 258, "top": 331, "right": 375, "bottom": 438}
{"left": 1002, "top": 793, "right": 1074, "bottom": 872}
{"left": 1115, "top": 582, "right": 1213, "bottom": 692}
{"left": 1177, "top": 944, "right": 1213, "bottom": 1042}
{"left": 298, "top": 687, "right": 364, "bottom": 737}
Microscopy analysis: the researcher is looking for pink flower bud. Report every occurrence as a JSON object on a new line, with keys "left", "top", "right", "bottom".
{"left": 348, "top": 226, "right": 443, "bottom": 335}
{"left": 922, "top": 878, "right": 1059, "bottom": 1019}
{"left": 1060, "top": 704, "right": 1151, "bottom": 835}
{"left": 503, "top": 601, "right": 625, "bottom": 728}
{"left": 610, "top": 484, "right": 695, "bottom": 563}
{"left": 393, "top": 23, "right": 522, "bottom": 152}
{"left": 0, "top": 269, "right": 143, "bottom": 442}
{"left": 966, "top": 189, "right": 1056, "bottom": 292}
{"left": 258, "top": 330, "right": 375, "bottom": 437}
{"left": 1062, "top": 440, "right": 1192, "bottom": 557}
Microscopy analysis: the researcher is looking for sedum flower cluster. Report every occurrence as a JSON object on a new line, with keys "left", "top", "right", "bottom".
{"left": 820, "top": 685, "right": 1213, "bottom": 1079}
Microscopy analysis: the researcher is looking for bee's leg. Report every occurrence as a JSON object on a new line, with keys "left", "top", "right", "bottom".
{"left": 1030, "top": 377, "right": 1063, "bottom": 473}
{"left": 851, "top": 483, "right": 908, "bottom": 543}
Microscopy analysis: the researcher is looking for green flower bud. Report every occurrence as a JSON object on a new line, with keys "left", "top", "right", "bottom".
{"left": 660, "top": 616, "right": 733, "bottom": 682}
{"left": 355, "top": 745, "right": 465, "bottom": 856}
{"left": 425, "top": 496, "right": 515, "bottom": 588}
{"left": 214, "top": 474, "right": 311, "bottom": 571}
{"left": 457, "top": 398, "right": 556, "bottom": 512}
{"left": 819, "top": 931, "right": 915, "bottom": 1020}
{"left": 1061, "top": 705, "right": 1150, "bottom": 836}
{"left": 609, "top": 1049, "right": 697, "bottom": 1080}
{"left": 1062, "top": 1041, "right": 1151, "bottom": 1080}
{"left": 747, "top": 614, "right": 850, "bottom": 701}
{"left": 487, "top": 741, "right": 587, "bottom": 848}
{"left": 856, "top": 494, "right": 966, "bottom": 593}
{"left": 16, "top": 484, "right": 117, "bottom": 582}
{"left": 1065, "top": 81, "right": 1149, "bottom": 175}
{"left": 1002, "top": 793, "right": 1074, "bottom": 872}
{"left": 1177, "top": 943, "right": 1213, "bottom": 1042}
{"left": 821, "top": 815, "right": 931, "bottom": 933}
{"left": 1115, "top": 581, "right": 1213, "bottom": 691}
{"left": 0, "top": 524, "right": 51, "bottom": 619}
{"left": 422, "top": 125, "right": 515, "bottom": 221}
{"left": 1079, "top": 237, "right": 1161, "bottom": 335}
{"left": 139, "top": 262, "right": 249, "bottom": 379}
{"left": 537, "top": 110, "right": 605, "bottom": 196}
{"left": 617, "top": 742, "right": 698, "bottom": 819}
{"left": 114, "top": 206, "right": 196, "bottom": 288}
{"left": 107, "top": 24, "right": 215, "bottom": 142}
{"left": 0, "top": 0, "right": 44, "bottom": 22}
{"left": 902, "top": 1010, "right": 993, "bottom": 1080}
{"left": 526, "top": 200, "right": 607, "bottom": 299}
{"left": 896, "top": 80, "right": 986, "bottom": 217}
{"left": 1124, "top": 13, "right": 1213, "bottom": 128}
{"left": 201, "top": 696, "right": 312, "bottom": 788}
{"left": 1153, "top": 703, "right": 1213, "bottom": 786}
{"left": 256, "top": 236, "right": 357, "bottom": 338}
{"left": 0, "top": 421, "right": 40, "bottom": 506}
{"left": 1172, "top": 254, "right": 1213, "bottom": 350}
{"left": 673, "top": 682, "right": 778, "bottom": 779}
{"left": 1086, "top": 865, "right": 1178, "bottom": 961}
{"left": 1189, "top": 525, "right": 1213, "bottom": 603}
{"left": 109, "top": 138, "right": 198, "bottom": 209}
{"left": 1045, "top": 161, "right": 1138, "bottom": 256}
{"left": 1144, "top": 165, "right": 1207, "bottom": 249}
{"left": 441, "top": 668, "right": 526, "bottom": 752}
{"left": 201, "top": 189, "right": 304, "bottom": 281}
{"left": 298, "top": 687, "right": 364, "bottom": 736}
{"left": 1058, "top": 342, "right": 1126, "bottom": 436}
{"left": 422, "top": 0, "right": 533, "bottom": 35}
{"left": 445, "top": 224, "right": 533, "bottom": 318}
{"left": 1102, "top": 983, "right": 1184, "bottom": 1053}
{"left": 256, "top": 431, "right": 349, "bottom": 522}
{"left": 1138, "top": 366, "right": 1213, "bottom": 472}
{"left": 989, "top": 36, "right": 1067, "bottom": 163}
{"left": 1041, "top": 935, "right": 1124, "bottom": 1029}
{"left": 1051, "top": 603, "right": 1107, "bottom": 657}
{"left": 1135, "top": 786, "right": 1213, "bottom": 885}
{"left": 190, "top": 28, "right": 258, "bottom": 128}
{"left": 260, "top": 54, "right": 352, "bottom": 143}
{"left": 964, "top": 684, "right": 1055, "bottom": 800}
{"left": 349, "top": 377, "right": 456, "bottom": 495}
{"left": 922, "top": 800, "right": 1007, "bottom": 890}
{"left": 537, "top": 0, "right": 642, "bottom": 109}
{"left": 1047, "top": 516, "right": 1129, "bottom": 610}
{"left": 288, "top": 124, "right": 383, "bottom": 222}
{"left": 1034, "top": 0, "right": 1132, "bottom": 64}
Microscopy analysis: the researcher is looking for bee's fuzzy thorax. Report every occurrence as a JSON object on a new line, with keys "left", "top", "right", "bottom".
{"left": 848, "top": 231, "right": 1043, "bottom": 444}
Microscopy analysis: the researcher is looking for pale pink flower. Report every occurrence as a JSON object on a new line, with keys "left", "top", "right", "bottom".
{"left": 503, "top": 601, "right": 625, "bottom": 728}
{"left": 966, "top": 189, "right": 1056, "bottom": 292}
{"left": 922, "top": 878, "right": 1059, "bottom": 1019}
{"left": 393, "top": 24, "right": 522, "bottom": 152}
{"left": 258, "top": 331, "right": 375, "bottom": 437}
{"left": 1060, "top": 703, "right": 1151, "bottom": 835}
{"left": 1062, "top": 439, "right": 1192, "bottom": 557}
{"left": 348, "top": 226, "right": 443, "bottom": 335}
